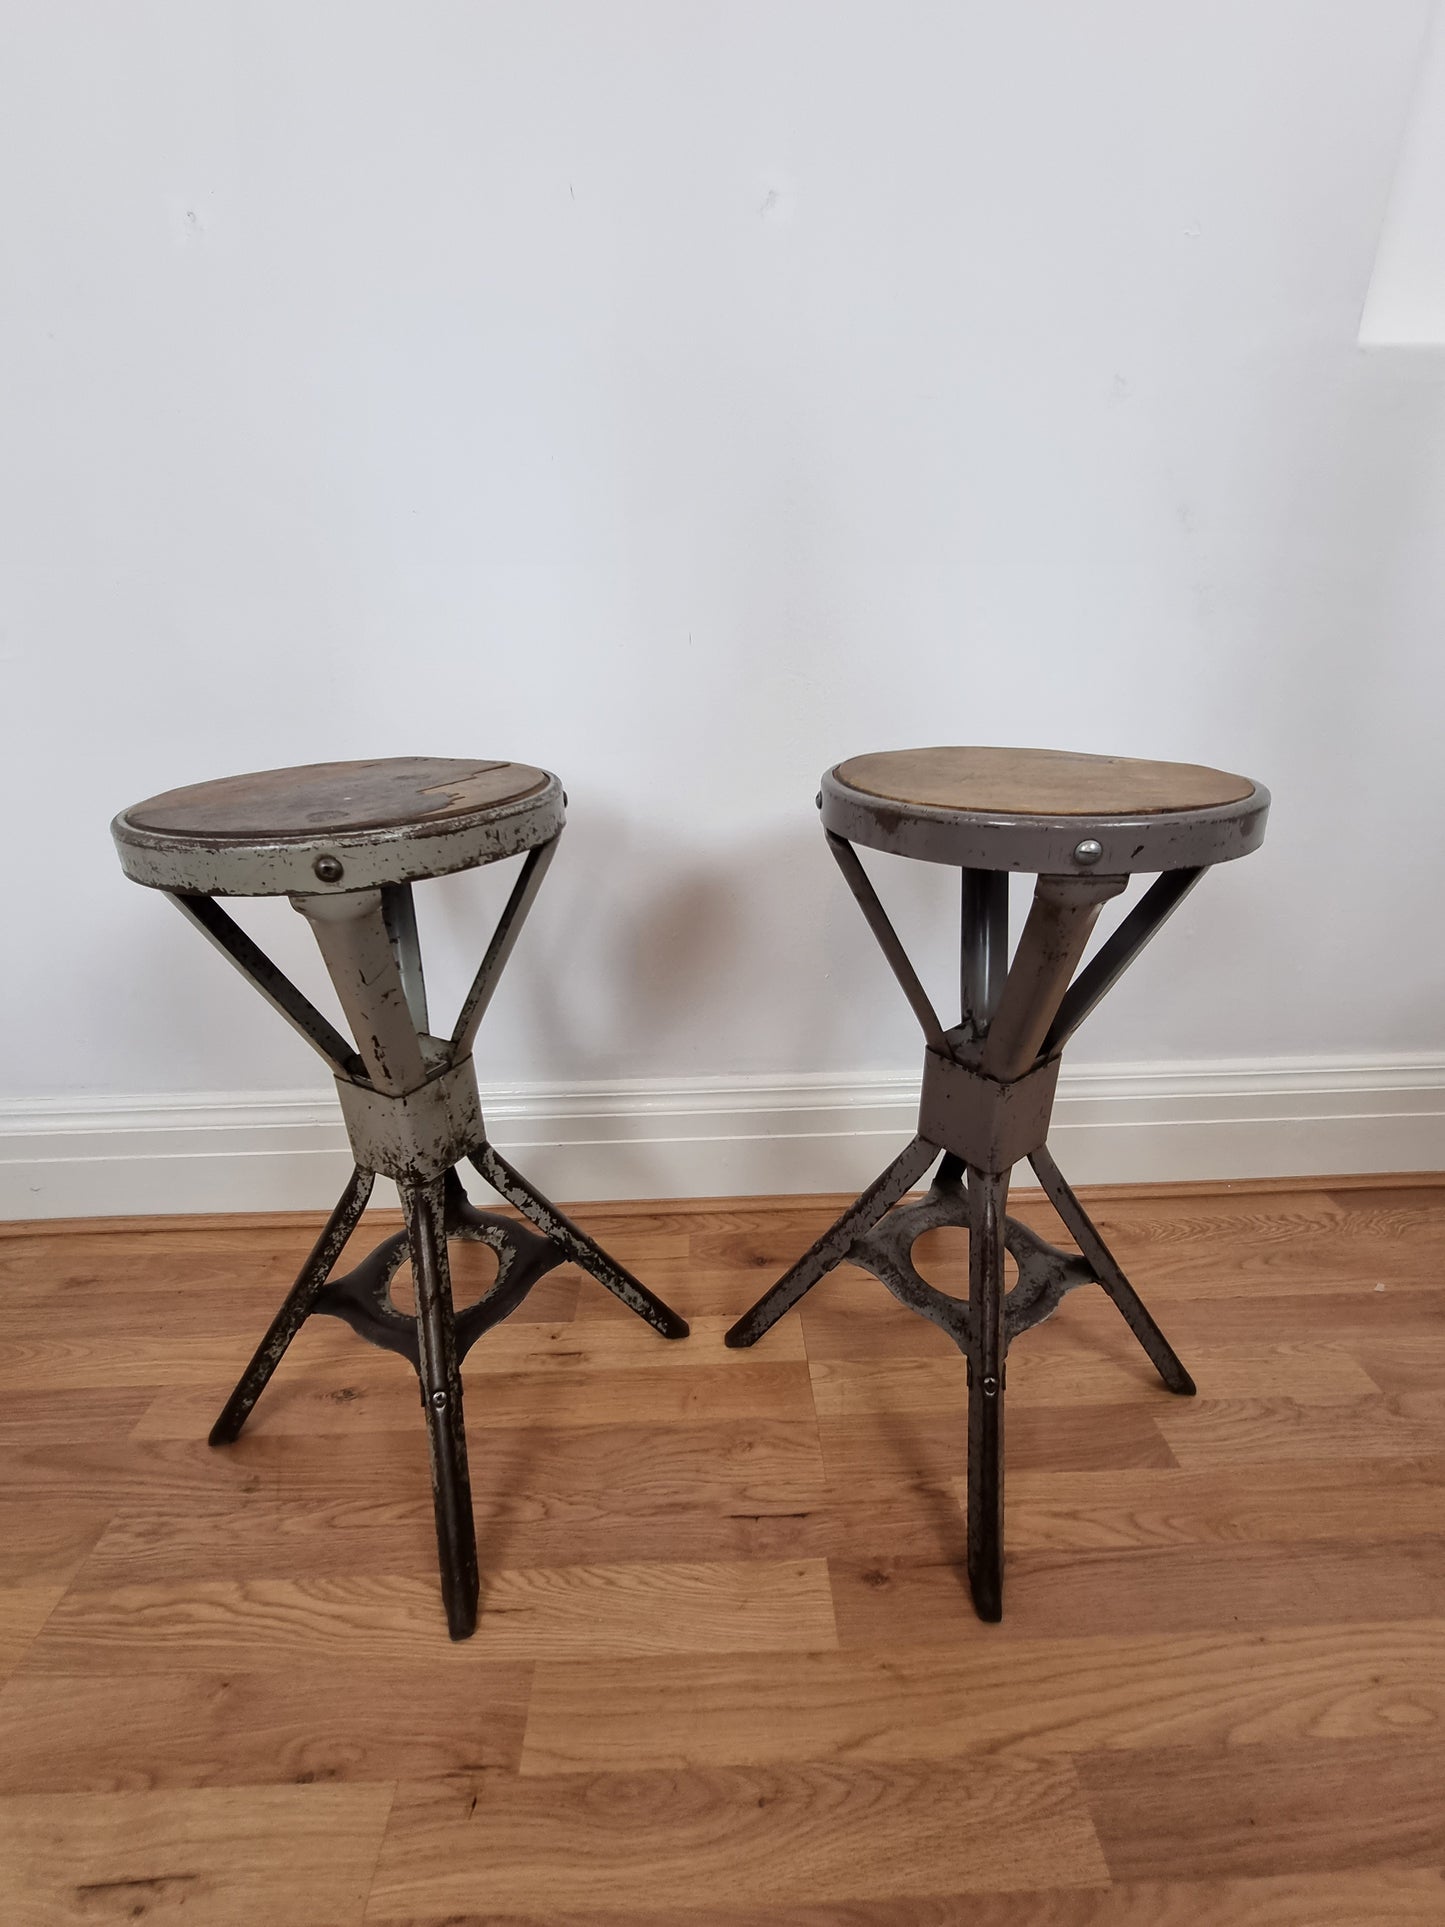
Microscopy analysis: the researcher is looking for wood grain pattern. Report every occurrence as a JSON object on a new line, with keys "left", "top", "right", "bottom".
{"left": 0, "top": 1783, "right": 393, "bottom": 1926}
{"left": 833, "top": 746, "right": 1256, "bottom": 816}
{"left": 2, "top": 1177, "right": 1443, "bottom": 1918}
{"left": 364, "top": 1761, "right": 1108, "bottom": 1916}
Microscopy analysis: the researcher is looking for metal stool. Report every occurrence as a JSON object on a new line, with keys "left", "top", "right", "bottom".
{"left": 112, "top": 757, "right": 689, "bottom": 1639}
{"left": 726, "top": 746, "right": 1268, "bottom": 1621}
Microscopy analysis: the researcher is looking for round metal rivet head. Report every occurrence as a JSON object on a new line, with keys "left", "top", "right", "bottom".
{"left": 981, "top": 1375, "right": 999, "bottom": 1397}
{"left": 313, "top": 854, "right": 345, "bottom": 883}
{"left": 430, "top": 1389, "right": 448, "bottom": 1410}
{"left": 815, "top": 792, "right": 823, "bottom": 810}
{"left": 1073, "top": 839, "right": 1103, "bottom": 867}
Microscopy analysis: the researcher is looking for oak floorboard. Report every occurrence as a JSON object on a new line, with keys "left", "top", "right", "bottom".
{"left": 0, "top": 1500, "right": 110, "bottom": 1587}
{"left": 808, "top": 1341, "right": 1378, "bottom": 1417}
{"left": 521, "top": 1617, "right": 1445, "bottom": 1774}
{"left": 1155, "top": 1391, "right": 1445, "bottom": 1465}
{"left": 1079, "top": 1734, "right": 1445, "bottom": 1880}
{"left": 362, "top": 1761, "right": 1108, "bottom": 1917}
{"left": 0, "top": 1587, "right": 64, "bottom": 1690}
{"left": 0, "top": 1662, "right": 531, "bottom": 1793}
{"left": 0, "top": 1782, "right": 394, "bottom": 1927}
{"left": 355, "top": 1870, "right": 1445, "bottom": 1927}
{"left": 829, "top": 1538, "right": 1445, "bottom": 1646}
{"left": 131, "top": 1356, "right": 817, "bottom": 1437}
{"left": 3, "top": 1178, "right": 1445, "bottom": 1917}
{"left": 817, "top": 1403, "right": 1176, "bottom": 1488}
{"left": 1004, "top": 1458, "right": 1445, "bottom": 1550}
{"left": 23, "top": 1561, "right": 838, "bottom": 1671}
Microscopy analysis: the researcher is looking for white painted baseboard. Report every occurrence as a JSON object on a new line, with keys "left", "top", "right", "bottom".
{"left": 3, "top": 1055, "right": 1444, "bottom": 1219}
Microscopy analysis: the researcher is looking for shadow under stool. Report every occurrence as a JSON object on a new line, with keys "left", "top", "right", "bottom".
{"left": 727, "top": 745, "right": 1269, "bottom": 1622}
{"left": 112, "top": 756, "right": 689, "bottom": 1639}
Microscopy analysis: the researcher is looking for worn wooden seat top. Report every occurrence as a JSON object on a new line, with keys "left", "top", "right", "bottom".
{"left": 823, "top": 745, "right": 1268, "bottom": 874}
{"left": 835, "top": 746, "right": 1255, "bottom": 817}
{"left": 113, "top": 757, "right": 564, "bottom": 897}
{"left": 123, "top": 757, "right": 550, "bottom": 840}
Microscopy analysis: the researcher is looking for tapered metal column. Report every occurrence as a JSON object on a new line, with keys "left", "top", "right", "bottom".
{"left": 961, "top": 869, "right": 1009, "bottom": 1038}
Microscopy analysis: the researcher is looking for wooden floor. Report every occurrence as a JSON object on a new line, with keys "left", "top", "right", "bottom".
{"left": 2, "top": 1177, "right": 1444, "bottom": 1924}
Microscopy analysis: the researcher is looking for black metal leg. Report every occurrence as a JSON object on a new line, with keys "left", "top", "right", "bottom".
{"left": 1029, "top": 1144, "right": 1195, "bottom": 1397}
{"left": 209, "top": 1166, "right": 375, "bottom": 1447}
{"left": 469, "top": 1143, "right": 690, "bottom": 1340}
{"left": 404, "top": 1177, "right": 480, "bottom": 1641}
{"left": 965, "top": 1167, "right": 1008, "bottom": 1622}
{"left": 725, "top": 1136, "right": 940, "bottom": 1348}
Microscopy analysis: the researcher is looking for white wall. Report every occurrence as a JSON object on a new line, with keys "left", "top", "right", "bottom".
{"left": 4, "top": 1, "right": 1445, "bottom": 1212}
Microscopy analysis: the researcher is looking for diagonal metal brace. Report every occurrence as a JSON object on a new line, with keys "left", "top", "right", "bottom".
{"left": 169, "top": 891, "right": 365, "bottom": 1081}
{"left": 826, "top": 833, "right": 949, "bottom": 1053}
{"left": 451, "top": 836, "right": 560, "bottom": 1058}
{"left": 1041, "top": 866, "right": 1206, "bottom": 1058}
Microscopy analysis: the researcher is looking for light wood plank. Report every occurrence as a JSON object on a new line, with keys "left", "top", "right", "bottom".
{"left": 131, "top": 1357, "right": 816, "bottom": 1438}
{"left": 25, "top": 1562, "right": 838, "bottom": 1671}
{"left": 352, "top": 1870, "right": 1445, "bottom": 1926}
{"left": 363, "top": 1762, "right": 1108, "bottom": 1917}
{"left": 829, "top": 1539, "right": 1445, "bottom": 1646}
{"left": 0, "top": 1663, "right": 531, "bottom": 1793}
{"left": 809, "top": 1342, "right": 1378, "bottom": 1418}
{"left": 1156, "top": 1392, "right": 1445, "bottom": 1466}
{"left": 0, "top": 1587, "right": 64, "bottom": 1690}
{"left": 1080, "top": 1734, "right": 1445, "bottom": 1880}
{"left": 0, "top": 1783, "right": 393, "bottom": 1926}
{"left": 521, "top": 1619, "right": 1445, "bottom": 1774}
{"left": 1005, "top": 1459, "right": 1445, "bottom": 1550}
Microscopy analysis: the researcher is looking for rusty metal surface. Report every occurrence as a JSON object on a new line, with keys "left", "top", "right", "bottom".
{"left": 111, "top": 770, "right": 565, "bottom": 897}
{"left": 123, "top": 761, "right": 689, "bottom": 1640}
{"left": 825, "top": 833, "right": 948, "bottom": 1052}
{"left": 295, "top": 888, "right": 430, "bottom": 1094}
{"left": 917, "top": 1049, "right": 1060, "bottom": 1174}
{"left": 1030, "top": 1143, "right": 1196, "bottom": 1395}
{"left": 451, "top": 835, "right": 559, "bottom": 1057}
{"left": 311, "top": 1171, "right": 566, "bottom": 1368}
{"left": 722, "top": 1135, "right": 939, "bottom": 1348}
{"left": 209, "top": 1166, "right": 376, "bottom": 1447}
{"left": 332, "top": 1057, "right": 484, "bottom": 1185}
{"left": 727, "top": 750, "right": 1261, "bottom": 1623}
{"left": 978, "top": 873, "right": 1127, "bottom": 1082}
{"left": 960, "top": 868, "right": 1008, "bottom": 1041}
{"left": 469, "top": 1144, "right": 690, "bottom": 1340}
{"left": 403, "top": 1176, "right": 479, "bottom": 1641}
{"left": 169, "top": 891, "right": 365, "bottom": 1081}
{"left": 1041, "top": 865, "right": 1205, "bottom": 1058}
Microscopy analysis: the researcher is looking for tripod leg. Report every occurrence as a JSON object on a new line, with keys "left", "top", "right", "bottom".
{"left": 725, "top": 1136, "right": 940, "bottom": 1348}
{"left": 210, "top": 1166, "right": 375, "bottom": 1447}
{"left": 966, "top": 1166, "right": 1009, "bottom": 1622}
{"left": 1029, "top": 1144, "right": 1195, "bottom": 1396}
{"left": 404, "top": 1176, "right": 480, "bottom": 1641}
{"left": 469, "top": 1144, "right": 689, "bottom": 1340}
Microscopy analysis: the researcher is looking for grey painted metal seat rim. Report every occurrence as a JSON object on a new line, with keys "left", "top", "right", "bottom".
{"left": 820, "top": 766, "right": 1270, "bottom": 874}
{"left": 112, "top": 774, "right": 565, "bottom": 897}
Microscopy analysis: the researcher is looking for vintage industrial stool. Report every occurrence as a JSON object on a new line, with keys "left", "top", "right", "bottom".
{"left": 112, "top": 758, "right": 689, "bottom": 1639}
{"left": 727, "top": 746, "right": 1268, "bottom": 1621}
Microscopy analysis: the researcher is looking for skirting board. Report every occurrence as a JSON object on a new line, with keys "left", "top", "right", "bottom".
{"left": 4, "top": 1054, "right": 1445, "bottom": 1220}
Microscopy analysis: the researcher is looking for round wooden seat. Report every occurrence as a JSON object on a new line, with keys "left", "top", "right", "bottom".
{"left": 823, "top": 745, "right": 1268, "bottom": 874}
{"left": 113, "top": 757, "right": 564, "bottom": 897}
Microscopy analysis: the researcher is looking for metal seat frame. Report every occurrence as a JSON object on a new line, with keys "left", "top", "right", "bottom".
{"left": 119, "top": 806, "right": 688, "bottom": 1641}
{"left": 726, "top": 762, "right": 1268, "bottom": 1621}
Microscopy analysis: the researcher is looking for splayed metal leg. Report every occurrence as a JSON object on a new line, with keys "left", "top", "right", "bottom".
{"left": 209, "top": 1165, "right": 375, "bottom": 1447}
{"left": 404, "top": 1176, "right": 480, "bottom": 1640}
